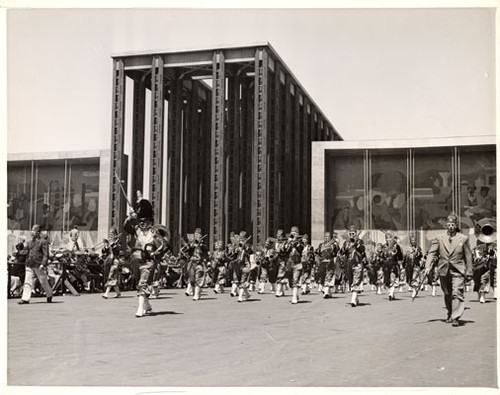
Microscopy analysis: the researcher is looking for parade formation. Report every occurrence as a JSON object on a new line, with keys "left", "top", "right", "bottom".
{"left": 8, "top": 194, "right": 497, "bottom": 326}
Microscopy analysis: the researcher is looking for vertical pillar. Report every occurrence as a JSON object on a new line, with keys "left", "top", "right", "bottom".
{"left": 303, "top": 99, "right": 312, "bottom": 235}
{"left": 131, "top": 75, "right": 146, "bottom": 202}
{"left": 199, "top": 87, "right": 212, "bottom": 237}
{"left": 182, "top": 80, "right": 199, "bottom": 234}
{"left": 283, "top": 75, "right": 293, "bottom": 233}
{"left": 109, "top": 58, "right": 126, "bottom": 231}
{"left": 241, "top": 81, "right": 253, "bottom": 234}
{"left": 293, "top": 89, "right": 302, "bottom": 231}
{"left": 167, "top": 78, "right": 183, "bottom": 252}
{"left": 210, "top": 51, "right": 226, "bottom": 249}
{"left": 252, "top": 48, "right": 269, "bottom": 247}
{"left": 149, "top": 56, "right": 165, "bottom": 224}
{"left": 268, "top": 62, "right": 279, "bottom": 236}
{"left": 226, "top": 69, "right": 241, "bottom": 240}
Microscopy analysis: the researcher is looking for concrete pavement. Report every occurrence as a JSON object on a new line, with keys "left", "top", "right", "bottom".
{"left": 6, "top": 285, "right": 498, "bottom": 388}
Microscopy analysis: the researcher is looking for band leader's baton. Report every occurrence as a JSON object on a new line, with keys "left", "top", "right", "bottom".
{"left": 411, "top": 271, "right": 429, "bottom": 302}
{"left": 113, "top": 171, "right": 133, "bottom": 209}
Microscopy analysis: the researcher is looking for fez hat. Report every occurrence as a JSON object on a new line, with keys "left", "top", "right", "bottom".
{"left": 136, "top": 198, "right": 154, "bottom": 220}
{"left": 291, "top": 226, "right": 299, "bottom": 233}
{"left": 348, "top": 225, "right": 358, "bottom": 232}
{"left": 194, "top": 227, "right": 202, "bottom": 234}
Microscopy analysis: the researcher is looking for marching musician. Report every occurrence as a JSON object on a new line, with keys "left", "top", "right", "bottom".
{"left": 403, "top": 234, "right": 424, "bottom": 299}
{"left": 381, "top": 232, "right": 403, "bottom": 301}
{"left": 212, "top": 240, "right": 228, "bottom": 294}
{"left": 274, "top": 229, "right": 289, "bottom": 297}
{"left": 101, "top": 228, "right": 122, "bottom": 299}
{"left": 226, "top": 232, "right": 239, "bottom": 297}
{"left": 315, "top": 231, "right": 338, "bottom": 298}
{"left": 123, "top": 198, "right": 164, "bottom": 317}
{"left": 234, "top": 231, "right": 254, "bottom": 302}
{"left": 285, "top": 226, "right": 305, "bottom": 304}
{"left": 299, "top": 234, "right": 315, "bottom": 295}
{"left": 183, "top": 228, "right": 209, "bottom": 301}
{"left": 149, "top": 224, "right": 171, "bottom": 298}
{"left": 259, "top": 237, "right": 279, "bottom": 294}
{"left": 370, "top": 243, "right": 385, "bottom": 295}
{"left": 472, "top": 219, "right": 496, "bottom": 303}
{"left": 340, "top": 225, "right": 367, "bottom": 307}
{"left": 424, "top": 213, "right": 473, "bottom": 327}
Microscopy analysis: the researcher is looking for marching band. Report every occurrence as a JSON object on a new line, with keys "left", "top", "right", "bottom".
{"left": 9, "top": 199, "right": 497, "bottom": 325}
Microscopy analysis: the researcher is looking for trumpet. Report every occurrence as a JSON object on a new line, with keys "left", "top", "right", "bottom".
{"left": 286, "top": 233, "right": 305, "bottom": 240}
{"left": 239, "top": 235, "right": 252, "bottom": 248}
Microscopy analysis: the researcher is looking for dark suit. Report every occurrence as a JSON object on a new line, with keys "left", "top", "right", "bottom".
{"left": 425, "top": 232, "right": 472, "bottom": 320}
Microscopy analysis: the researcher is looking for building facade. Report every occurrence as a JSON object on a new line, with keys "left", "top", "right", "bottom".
{"left": 311, "top": 136, "right": 496, "bottom": 252}
{"left": 109, "top": 43, "right": 341, "bottom": 251}
{"left": 6, "top": 150, "right": 114, "bottom": 253}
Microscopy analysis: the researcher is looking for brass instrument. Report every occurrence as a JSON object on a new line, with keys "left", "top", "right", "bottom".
{"left": 239, "top": 235, "right": 252, "bottom": 247}
{"left": 476, "top": 218, "right": 497, "bottom": 244}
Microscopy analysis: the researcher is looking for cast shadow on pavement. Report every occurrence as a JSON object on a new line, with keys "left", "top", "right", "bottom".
{"left": 353, "top": 302, "right": 371, "bottom": 307}
{"left": 422, "top": 318, "right": 476, "bottom": 326}
{"left": 146, "top": 311, "right": 183, "bottom": 316}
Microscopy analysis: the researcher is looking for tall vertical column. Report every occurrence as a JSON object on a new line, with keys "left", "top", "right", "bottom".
{"left": 182, "top": 80, "right": 199, "bottom": 234}
{"left": 167, "top": 77, "right": 183, "bottom": 251}
{"left": 226, "top": 68, "right": 241, "bottom": 238}
{"left": 268, "top": 62, "right": 279, "bottom": 236}
{"left": 131, "top": 75, "right": 146, "bottom": 202}
{"left": 241, "top": 81, "right": 253, "bottom": 234}
{"left": 252, "top": 48, "right": 269, "bottom": 247}
{"left": 210, "top": 51, "right": 226, "bottom": 249}
{"left": 293, "top": 89, "right": 302, "bottom": 231}
{"left": 283, "top": 75, "right": 293, "bottom": 233}
{"left": 149, "top": 56, "right": 165, "bottom": 224}
{"left": 199, "top": 89, "right": 212, "bottom": 237}
{"left": 303, "top": 99, "right": 312, "bottom": 235}
{"left": 109, "top": 58, "right": 126, "bottom": 231}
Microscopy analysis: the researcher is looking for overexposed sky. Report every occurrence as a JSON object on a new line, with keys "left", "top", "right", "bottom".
{"left": 6, "top": 6, "right": 497, "bottom": 154}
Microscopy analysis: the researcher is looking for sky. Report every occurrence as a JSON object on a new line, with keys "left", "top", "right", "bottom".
{"left": 5, "top": 4, "right": 498, "bottom": 156}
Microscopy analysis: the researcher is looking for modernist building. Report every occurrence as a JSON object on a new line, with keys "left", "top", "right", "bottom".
{"left": 6, "top": 150, "right": 115, "bottom": 252}
{"left": 6, "top": 44, "right": 496, "bottom": 257}
{"left": 311, "top": 136, "right": 496, "bottom": 252}
{"left": 109, "top": 43, "right": 341, "bottom": 250}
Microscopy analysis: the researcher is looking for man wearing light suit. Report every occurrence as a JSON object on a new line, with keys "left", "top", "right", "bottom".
{"left": 425, "top": 213, "right": 473, "bottom": 327}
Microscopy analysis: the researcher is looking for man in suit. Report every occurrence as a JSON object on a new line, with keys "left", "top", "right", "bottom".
{"left": 425, "top": 213, "right": 473, "bottom": 327}
{"left": 18, "top": 224, "right": 54, "bottom": 304}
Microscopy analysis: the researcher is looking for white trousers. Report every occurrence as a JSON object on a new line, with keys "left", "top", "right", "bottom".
{"left": 21, "top": 266, "right": 53, "bottom": 302}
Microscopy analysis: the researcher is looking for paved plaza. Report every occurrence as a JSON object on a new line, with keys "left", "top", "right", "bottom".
{"left": 5, "top": 285, "right": 498, "bottom": 391}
